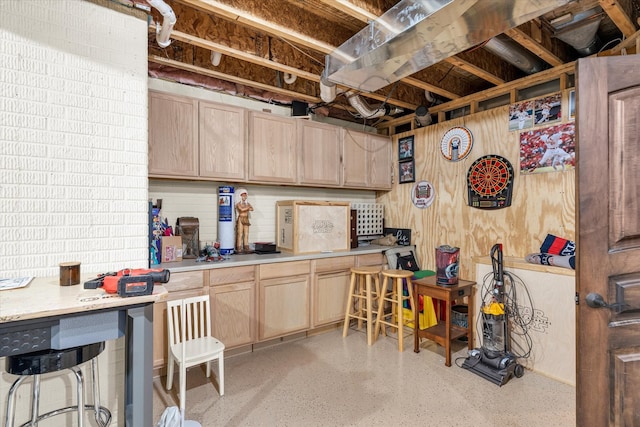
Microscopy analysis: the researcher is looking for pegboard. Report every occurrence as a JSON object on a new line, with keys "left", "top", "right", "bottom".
{"left": 352, "top": 203, "right": 384, "bottom": 236}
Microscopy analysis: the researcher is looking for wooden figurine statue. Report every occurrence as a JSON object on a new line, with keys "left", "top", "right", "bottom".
{"left": 235, "top": 188, "right": 253, "bottom": 253}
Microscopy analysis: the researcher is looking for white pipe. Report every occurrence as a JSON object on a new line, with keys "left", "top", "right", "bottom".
{"left": 211, "top": 51, "right": 222, "bottom": 66}
{"left": 147, "top": 0, "right": 176, "bottom": 48}
{"left": 319, "top": 77, "right": 336, "bottom": 103}
{"left": 346, "top": 91, "right": 403, "bottom": 119}
{"left": 283, "top": 73, "right": 297, "bottom": 84}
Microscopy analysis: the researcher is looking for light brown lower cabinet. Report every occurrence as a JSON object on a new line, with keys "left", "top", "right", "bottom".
{"left": 312, "top": 256, "right": 355, "bottom": 328}
{"left": 258, "top": 261, "right": 310, "bottom": 341}
{"left": 209, "top": 266, "right": 256, "bottom": 348}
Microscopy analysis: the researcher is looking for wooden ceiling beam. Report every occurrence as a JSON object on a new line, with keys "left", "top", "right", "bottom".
{"left": 149, "top": 55, "right": 322, "bottom": 103}
{"left": 175, "top": 0, "right": 336, "bottom": 53}
{"left": 442, "top": 57, "right": 505, "bottom": 86}
{"left": 598, "top": 0, "right": 637, "bottom": 38}
{"left": 504, "top": 27, "right": 564, "bottom": 67}
{"left": 317, "top": 0, "right": 377, "bottom": 23}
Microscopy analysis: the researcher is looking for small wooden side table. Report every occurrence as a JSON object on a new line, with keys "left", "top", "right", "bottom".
{"left": 413, "top": 275, "right": 476, "bottom": 367}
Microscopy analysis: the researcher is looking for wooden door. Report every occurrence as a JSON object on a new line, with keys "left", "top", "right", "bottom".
{"left": 576, "top": 55, "right": 640, "bottom": 426}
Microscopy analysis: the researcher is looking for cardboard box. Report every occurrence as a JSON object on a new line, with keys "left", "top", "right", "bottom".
{"left": 276, "top": 201, "right": 350, "bottom": 254}
{"left": 161, "top": 236, "right": 183, "bottom": 262}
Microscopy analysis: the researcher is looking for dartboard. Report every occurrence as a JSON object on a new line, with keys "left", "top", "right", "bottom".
{"left": 467, "top": 155, "right": 514, "bottom": 209}
{"left": 440, "top": 126, "right": 473, "bottom": 161}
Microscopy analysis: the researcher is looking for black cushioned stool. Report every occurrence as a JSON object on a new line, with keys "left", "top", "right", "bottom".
{"left": 4, "top": 341, "right": 111, "bottom": 427}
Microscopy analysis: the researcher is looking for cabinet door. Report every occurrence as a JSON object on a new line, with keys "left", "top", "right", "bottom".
{"left": 313, "top": 270, "right": 351, "bottom": 327}
{"left": 249, "top": 112, "right": 297, "bottom": 183}
{"left": 342, "top": 129, "right": 368, "bottom": 187}
{"left": 148, "top": 92, "right": 198, "bottom": 177}
{"left": 298, "top": 120, "right": 341, "bottom": 186}
{"left": 259, "top": 274, "right": 310, "bottom": 340}
{"left": 368, "top": 134, "right": 392, "bottom": 189}
{"left": 342, "top": 129, "right": 392, "bottom": 190}
{"left": 312, "top": 256, "right": 355, "bottom": 327}
{"left": 210, "top": 282, "right": 255, "bottom": 348}
{"left": 199, "top": 102, "right": 247, "bottom": 180}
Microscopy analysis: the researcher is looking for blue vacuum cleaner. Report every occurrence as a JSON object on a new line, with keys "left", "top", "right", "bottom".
{"left": 461, "top": 244, "right": 525, "bottom": 386}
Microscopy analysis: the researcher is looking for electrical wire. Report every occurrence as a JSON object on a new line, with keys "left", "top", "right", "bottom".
{"left": 474, "top": 268, "right": 535, "bottom": 361}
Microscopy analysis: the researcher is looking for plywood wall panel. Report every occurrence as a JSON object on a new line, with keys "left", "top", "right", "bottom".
{"left": 378, "top": 104, "right": 576, "bottom": 280}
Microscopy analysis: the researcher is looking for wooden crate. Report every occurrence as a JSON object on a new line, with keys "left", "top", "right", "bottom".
{"left": 276, "top": 201, "right": 350, "bottom": 254}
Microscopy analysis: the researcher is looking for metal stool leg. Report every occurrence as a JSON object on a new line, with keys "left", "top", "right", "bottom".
{"left": 6, "top": 376, "right": 28, "bottom": 427}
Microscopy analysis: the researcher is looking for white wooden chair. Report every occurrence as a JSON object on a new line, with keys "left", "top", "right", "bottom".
{"left": 166, "top": 295, "right": 225, "bottom": 404}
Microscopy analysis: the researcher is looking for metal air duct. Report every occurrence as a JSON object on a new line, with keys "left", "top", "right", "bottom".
{"left": 324, "top": 0, "right": 571, "bottom": 92}
{"left": 550, "top": 8, "right": 604, "bottom": 56}
{"left": 346, "top": 91, "right": 403, "bottom": 119}
{"left": 484, "top": 35, "right": 547, "bottom": 74}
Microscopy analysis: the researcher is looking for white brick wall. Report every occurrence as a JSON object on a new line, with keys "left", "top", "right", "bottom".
{"left": 0, "top": 1, "right": 147, "bottom": 425}
{"left": 0, "top": 0, "right": 148, "bottom": 278}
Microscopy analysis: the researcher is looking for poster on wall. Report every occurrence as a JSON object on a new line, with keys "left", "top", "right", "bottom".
{"left": 508, "top": 100, "right": 534, "bottom": 131}
{"left": 569, "top": 90, "right": 575, "bottom": 120}
{"left": 520, "top": 122, "right": 575, "bottom": 175}
{"left": 533, "top": 93, "right": 562, "bottom": 125}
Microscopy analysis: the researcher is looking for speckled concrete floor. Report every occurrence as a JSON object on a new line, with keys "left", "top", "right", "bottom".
{"left": 153, "top": 328, "right": 575, "bottom": 427}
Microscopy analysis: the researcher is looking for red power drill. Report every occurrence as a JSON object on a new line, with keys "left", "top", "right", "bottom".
{"left": 84, "top": 268, "right": 170, "bottom": 297}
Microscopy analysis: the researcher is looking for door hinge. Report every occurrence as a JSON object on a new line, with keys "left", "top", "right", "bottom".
{"left": 575, "top": 292, "right": 579, "bottom": 305}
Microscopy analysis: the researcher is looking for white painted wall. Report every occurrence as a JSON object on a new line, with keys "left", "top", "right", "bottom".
{"left": 0, "top": 1, "right": 147, "bottom": 425}
{"left": 0, "top": 0, "right": 149, "bottom": 278}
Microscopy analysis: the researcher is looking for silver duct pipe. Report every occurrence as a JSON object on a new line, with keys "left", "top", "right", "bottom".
{"left": 320, "top": 74, "right": 337, "bottom": 103}
{"left": 551, "top": 10, "right": 604, "bottom": 56}
{"left": 346, "top": 91, "right": 403, "bottom": 119}
{"left": 147, "top": 0, "right": 176, "bottom": 48}
{"left": 485, "top": 35, "right": 546, "bottom": 74}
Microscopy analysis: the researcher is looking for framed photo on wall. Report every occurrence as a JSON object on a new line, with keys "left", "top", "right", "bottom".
{"left": 398, "top": 136, "right": 414, "bottom": 160}
{"left": 399, "top": 159, "right": 415, "bottom": 184}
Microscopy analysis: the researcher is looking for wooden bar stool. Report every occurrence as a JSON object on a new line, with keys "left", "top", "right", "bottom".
{"left": 342, "top": 265, "right": 382, "bottom": 345}
{"left": 374, "top": 269, "right": 416, "bottom": 351}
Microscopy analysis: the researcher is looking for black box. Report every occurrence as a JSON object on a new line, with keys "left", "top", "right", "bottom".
{"left": 254, "top": 242, "right": 277, "bottom": 253}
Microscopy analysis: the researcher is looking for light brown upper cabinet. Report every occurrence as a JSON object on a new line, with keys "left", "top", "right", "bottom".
{"left": 148, "top": 92, "right": 198, "bottom": 177}
{"left": 342, "top": 129, "right": 392, "bottom": 190}
{"left": 298, "top": 120, "right": 342, "bottom": 186}
{"left": 199, "top": 101, "right": 247, "bottom": 181}
{"left": 248, "top": 111, "right": 298, "bottom": 183}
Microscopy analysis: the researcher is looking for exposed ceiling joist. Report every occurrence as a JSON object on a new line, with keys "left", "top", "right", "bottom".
{"left": 145, "top": 0, "right": 637, "bottom": 128}
{"left": 598, "top": 0, "right": 637, "bottom": 37}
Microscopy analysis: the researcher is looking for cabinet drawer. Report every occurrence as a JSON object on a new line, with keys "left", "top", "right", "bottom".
{"left": 165, "top": 271, "right": 204, "bottom": 292}
{"left": 209, "top": 266, "right": 255, "bottom": 286}
{"left": 259, "top": 260, "right": 310, "bottom": 280}
{"left": 357, "top": 253, "right": 384, "bottom": 267}
{"left": 314, "top": 256, "right": 355, "bottom": 273}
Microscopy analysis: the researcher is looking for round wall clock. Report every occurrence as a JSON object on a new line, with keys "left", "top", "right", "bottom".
{"left": 440, "top": 126, "right": 473, "bottom": 161}
{"left": 411, "top": 181, "right": 435, "bottom": 209}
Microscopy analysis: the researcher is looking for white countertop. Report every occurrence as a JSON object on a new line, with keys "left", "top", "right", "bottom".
{"left": 0, "top": 276, "right": 168, "bottom": 323}
{"left": 157, "top": 244, "right": 393, "bottom": 273}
